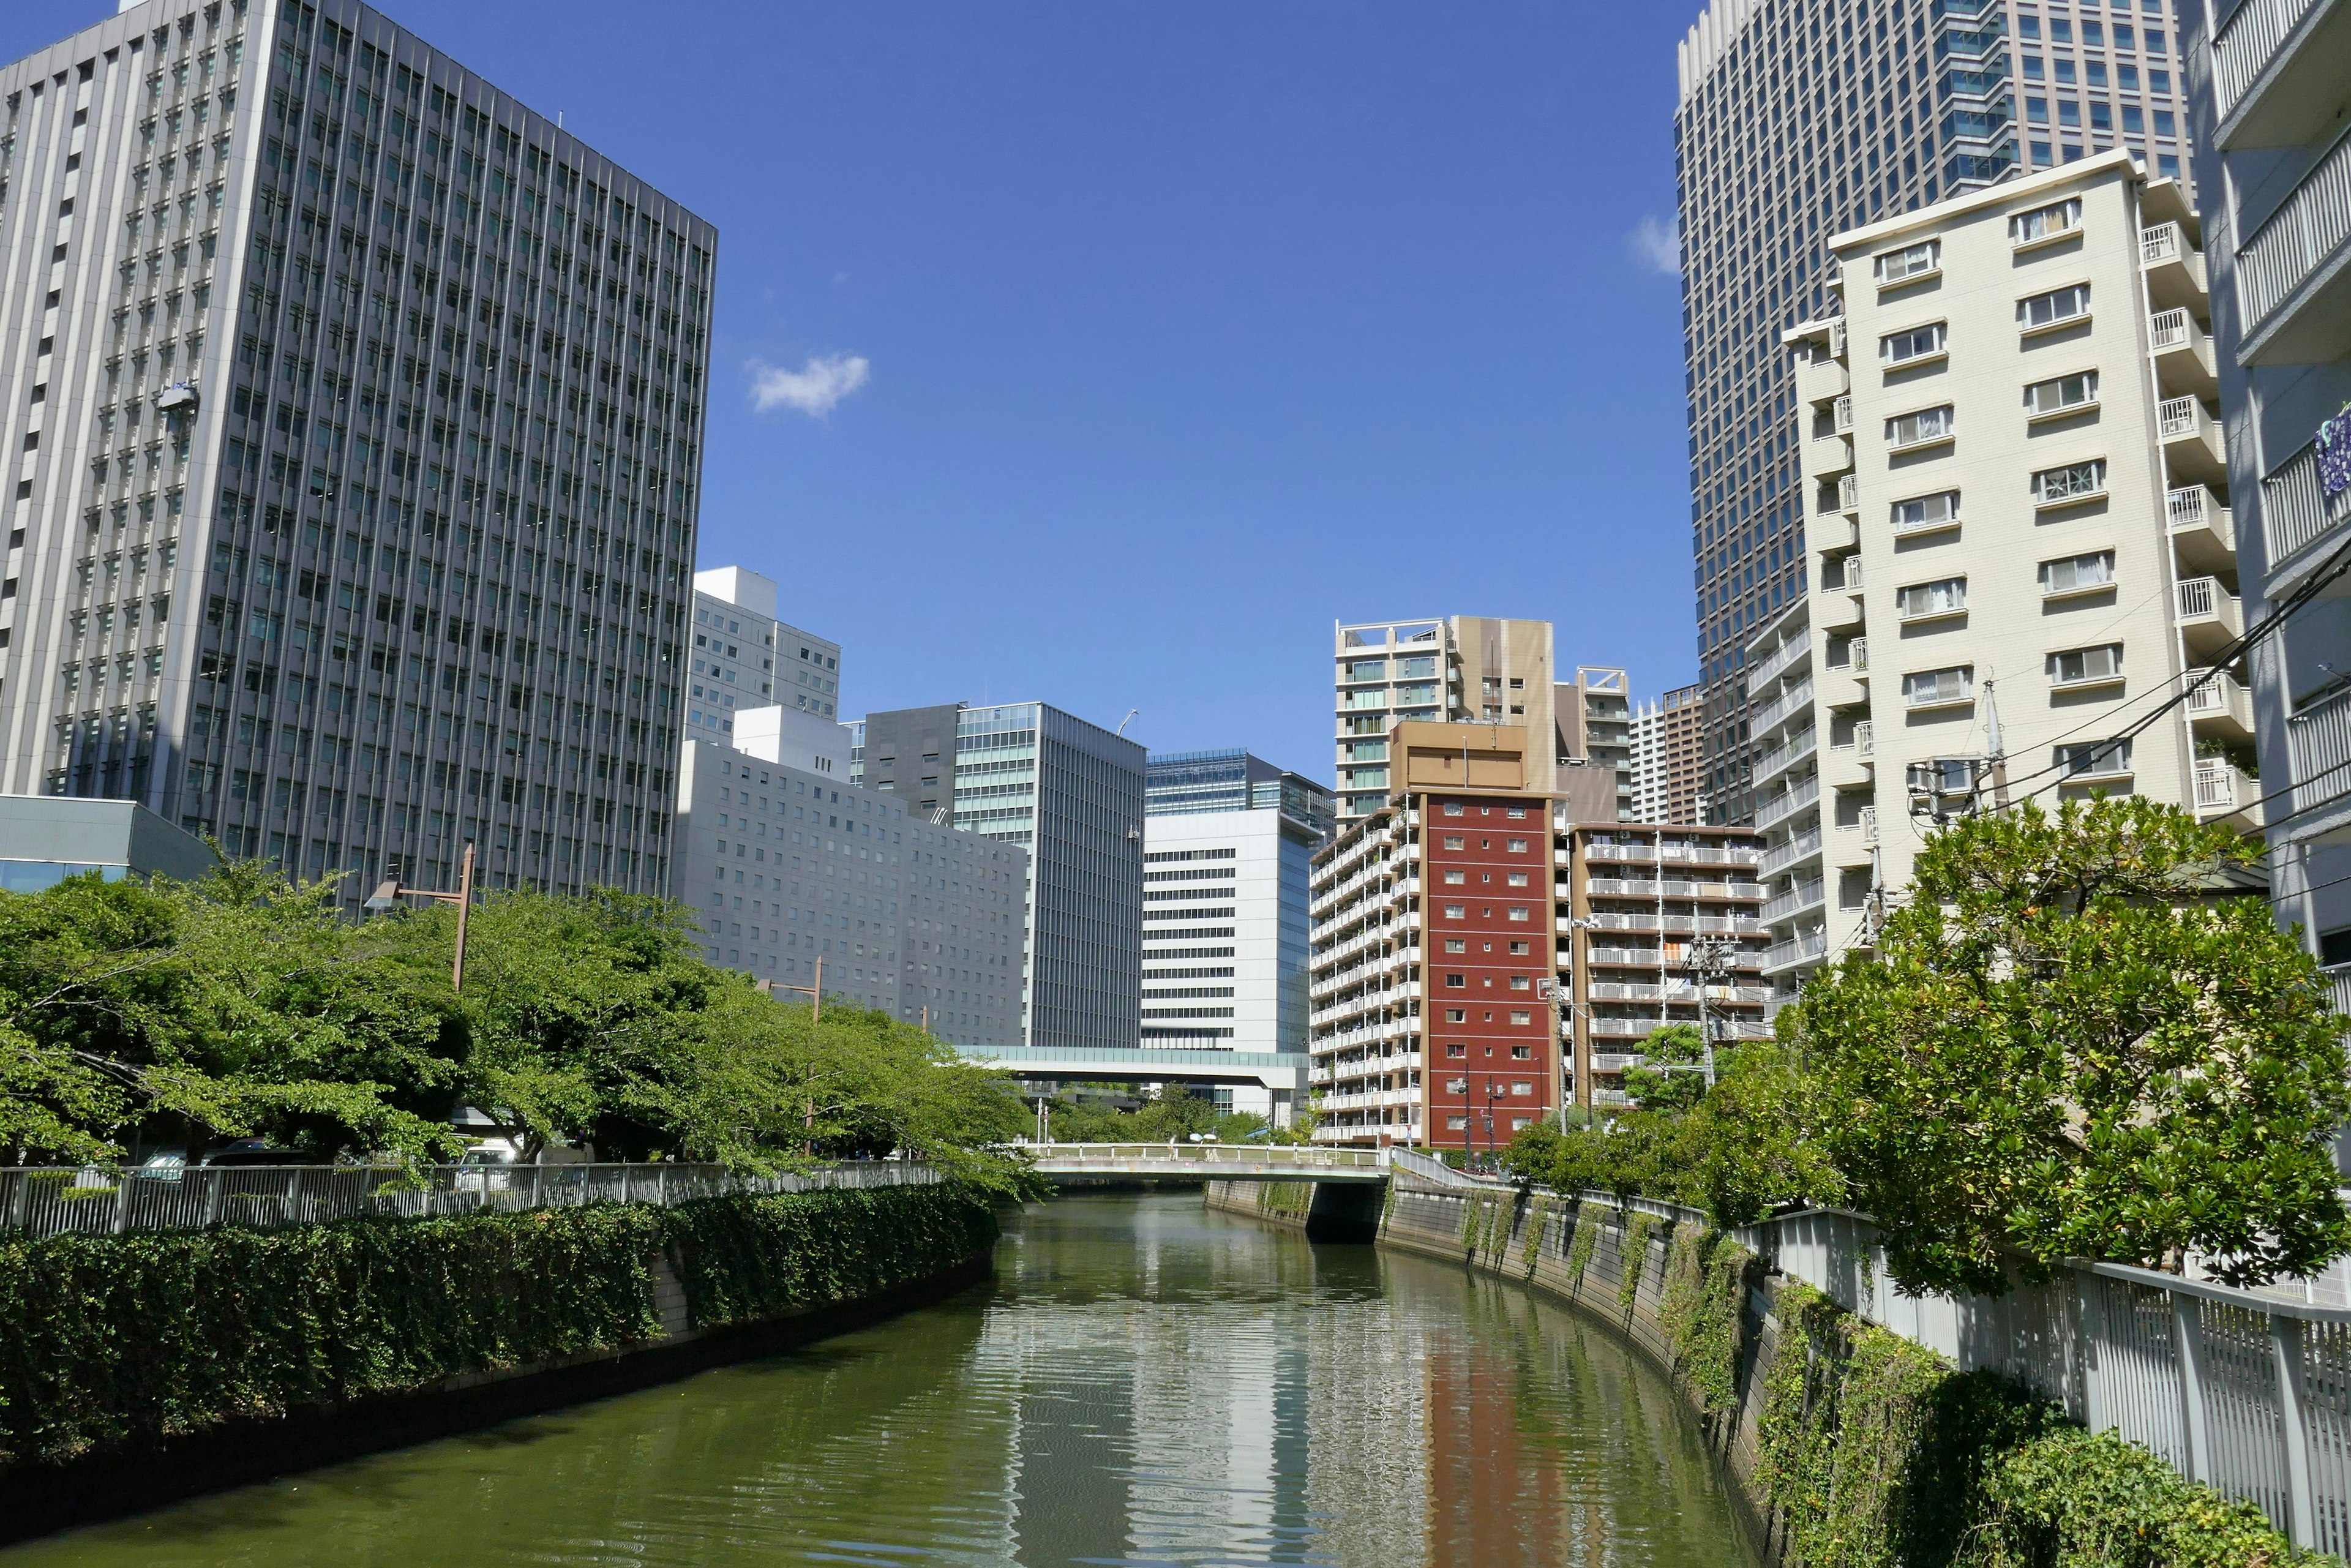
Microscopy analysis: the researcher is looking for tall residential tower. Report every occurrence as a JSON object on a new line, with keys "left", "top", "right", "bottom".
{"left": 1674, "top": 0, "right": 2194, "bottom": 821}
{"left": 0, "top": 0, "right": 711, "bottom": 901}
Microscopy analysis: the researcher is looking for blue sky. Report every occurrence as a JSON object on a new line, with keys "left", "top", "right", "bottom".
{"left": 17, "top": 2, "right": 1701, "bottom": 782}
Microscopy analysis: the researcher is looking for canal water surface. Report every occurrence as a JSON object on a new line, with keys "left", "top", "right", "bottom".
{"left": 5, "top": 1193, "right": 1757, "bottom": 1567}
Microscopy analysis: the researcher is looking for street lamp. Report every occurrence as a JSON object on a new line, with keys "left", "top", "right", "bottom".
{"left": 364, "top": 841, "right": 476, "bottom": 992}
{"left": 758, "top": 955, "right": 825, "bottom": 1020}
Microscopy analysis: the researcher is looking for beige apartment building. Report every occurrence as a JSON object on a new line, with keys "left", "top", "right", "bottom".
{"left": 1755, "top": 151, "right": 2251, "bottom": 994}
{"left": 1331, "top": 619, "right": 1635, "bottom": 827}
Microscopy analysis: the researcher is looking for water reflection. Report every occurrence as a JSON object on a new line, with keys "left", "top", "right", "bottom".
{"left": 2, "top": 1193, "right": 1754, "bottom": 1567}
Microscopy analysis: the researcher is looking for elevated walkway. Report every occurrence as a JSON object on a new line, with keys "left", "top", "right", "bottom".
{"left": 1021, "top": 1142, "right": 1388, "bottom": 1183}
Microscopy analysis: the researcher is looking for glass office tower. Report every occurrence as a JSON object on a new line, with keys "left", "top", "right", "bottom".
{"left": 1674, "top": 0, "right": 2193, "bottom": 819}
{"left": 0, "top": 0, "right": 710, "bottom": 902}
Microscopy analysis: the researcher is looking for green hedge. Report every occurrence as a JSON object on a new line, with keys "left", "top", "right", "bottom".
{"left": 1756, "top": 1280, "right": 2328, "bottom": 1568}
{"left": 0, "top": 1184, "right": 997, "bottom": 1474}
{"left": 659, "top": 1184, "right": 998, "bottom": 1330}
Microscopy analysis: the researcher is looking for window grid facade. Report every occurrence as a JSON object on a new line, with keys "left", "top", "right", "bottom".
{"left": 1674, "top": 0, "right": 2192, "bottom": 822}
{"left": 0, "top": 0, "right": 710, "bottom": 903}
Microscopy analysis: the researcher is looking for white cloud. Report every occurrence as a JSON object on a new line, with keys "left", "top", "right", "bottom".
{"left": 748, "top": 354, "right": 872, "bottom": 417}
{"left": 1627, "top": 214, "right": 1682, "bottom": 278}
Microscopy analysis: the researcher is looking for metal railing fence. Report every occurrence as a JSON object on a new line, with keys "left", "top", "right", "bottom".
{"left": 0, "top": 1160, "right": 937, "bottom": 1240}
{"left": 1733, "top": 1204, "right": 2351, "bottom": 1556}
{"left": 1022, "top": 1141, "right": 1387, "bottom": 1173}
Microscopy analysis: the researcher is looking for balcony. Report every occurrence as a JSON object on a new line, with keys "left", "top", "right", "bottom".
{"left": 1763, "top": 877, "right": 1826, "bottom": 925}
{"left": 1760, "top": 827, "right": 1823, "bottom": 878}
{"left": 2260, "top": 440, "right": 2351, "bottom": 587}
{"left": 2166, "top": 485, "right": 2238, "bottom": 577}
{"left": 2193, "top": 755, "right": 2264, "bottom": 829}
{"left": 2212, "top": 0, "right": 2342, "bottom": 136}
{"left": 2184, "top": 672, "right": 2257, "bottom": 743}
{"left": 1591, "top": 1053, "right": 1646, "bottom": 1073}
{"left": 1753, "top": 727, "right": 1818, "bottom": 787}
{"left": 2286, "top": 681, "right": 2351, "bottom": 836}
{"left": 2174, "top": 576, "right": 2246, "bottom": 661}
{"left": 1756, "top": 777, "right": 1821, "bottom": 831}
{"left": 1835, "top": 805, "right": 1880, "bottom": 845}
{"left": 1745, "top": 630, "right": 1813, "bottom": 698}
{"left": 2156, "top": 397, "right": 2225, "bottom": 485}
{"left": 1808, "top": 434, "right": 1855, "bottom": 479}
{"left": 2140, "top": 222, "right": 2209, "bottom": 312}
{"left": 2147, "top": 309, "right": 2218, "bottom": 399}
{"left": 1750, "top": 678, "right": 1817, "bottom": 737}
{"left": 2235, "top": 117, "right": 2351, "bottom": 364}
{"left": 1762, "top": 930, "right": 1829, "bottom": 974}
{"left": 1802, "top": 356, "right": 1849, "bottom": 404}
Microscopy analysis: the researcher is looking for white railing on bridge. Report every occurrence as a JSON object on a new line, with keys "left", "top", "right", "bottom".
{"left": 0, "top": 1160, "right": 937, "bottom": 1240}
{"left": 1021, "top": 1142, "right": 1389, "bottom": 1174}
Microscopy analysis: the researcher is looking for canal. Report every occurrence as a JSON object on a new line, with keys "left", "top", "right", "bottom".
{"left": 4, "top": 1193, "right": 1756, "bottom": 1567}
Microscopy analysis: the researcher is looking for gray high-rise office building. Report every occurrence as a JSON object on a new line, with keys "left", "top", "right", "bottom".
{"left": 2183, "top": 1, "right": 2351, "bottom": 971}
{"left": 0, "top": 0, "right": 710, "bottom": 902}
{"left": 1674, "top": 0, "right": 2194, "bottom": 820}
{"left": 853, "top": 702, "right": 1146, "bottom": 1050}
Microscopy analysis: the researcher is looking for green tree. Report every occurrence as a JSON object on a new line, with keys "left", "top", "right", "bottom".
{"left": 1621, "top": 1021, "right": 1709, "bottom": 1113}
{"left": 0, "top": 865, "right": 463, "bottom": 1164}
{"left": 1787, "top": 797, "right": 2351, "bottom": 1295}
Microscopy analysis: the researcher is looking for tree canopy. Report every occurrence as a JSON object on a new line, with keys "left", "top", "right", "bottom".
{"left": 0, "top": 867, "right": 1035, "bottom": 1193}
{"left": 1506, "top": 798, "right": 2351, "bottom": 1297}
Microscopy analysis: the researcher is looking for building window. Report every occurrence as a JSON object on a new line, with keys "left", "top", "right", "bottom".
{"left": 1891, "top": 490, "right": 1962, "bottom": 531}
{"left": 2024, "top": 370, "right": 2099, "bottom": 417}
{"left": 2048, "top": 643, "right": 2126, "bottom": 686}
{"left": 1872, "top": 239, "right": 1941, "bottom": 283}
{"left": 1445, "top": 973, "right": 1466, "bottom": 988}
{"left": 1505, "top": 838, "right": 1528, "bottom": 852}
{"left": 1879, "top": 321, "right": 1948, "bottom": 365}
{"left": 1444, "top": 938, "right": 1467, "bottom": 953}
{"left": 1444, "top": 903, "right": 1466, "bottom": 918}
{"left": 1507, "top": 906, "right": 1530, "bottom": 923}
{"left": 2009, "top": 197, "right": 2083, "bottom": 245}
{"left": 1446, "top": 1043, "right": 1466, "bottom": 1057}
{"left": 2039, "top": 550, "right": 2117, "bottom": 596}
{"left": 1445, "top": 1008, "right": 1468, "bottom": 1023}
{"left": 2056, "top": 738, "right": 2134, "bottom": 778}
{"left": 2031, "top": 458, "right": 2107, "bottom": 504}
{"left": 1885, "top": 405, "right": 1956, "bottom": 448}
{"left": 1895, "top": 577, "right": 1968, "bottom": 620}
{"left": 2017, "top": 282, "right": 2092, "bottom": 331}
{"left": 1509, "top": 1010, "right": 1532, "bottom": 1026}
{"left": 1443, "top": 835, "right": 1466, "bottom": 849}
{"left": 1903, "top": 666, "right": 1975, "bottom": 708}
{"left": 1443, "top": 801, "right": 1464, "bottom": 816}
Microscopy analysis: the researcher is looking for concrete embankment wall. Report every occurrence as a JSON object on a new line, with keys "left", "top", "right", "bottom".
{"left": 1374, "top": 1178, "right": 1783, "bottom": 1558}
{"left": 1204, "top": 1179, "right": 1384, "bottom": 1242}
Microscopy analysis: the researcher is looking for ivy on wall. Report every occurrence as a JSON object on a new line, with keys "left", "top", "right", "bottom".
{"left": 1618, "top": 1210, "right": 1662, "bottom": 1311}
{"left": 1657, "top": 1221, "right": 1748, "bottom": 1420}
{"left": 0, "top": 1185, "right": 996, "bottom": 1476}
{"left": 1753, "top": 1281, "right": 2325, "bottom": 1568}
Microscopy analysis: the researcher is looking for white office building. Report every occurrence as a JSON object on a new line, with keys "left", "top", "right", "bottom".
{"left": 688, "top": 566, "right": 840, "bottom": 743}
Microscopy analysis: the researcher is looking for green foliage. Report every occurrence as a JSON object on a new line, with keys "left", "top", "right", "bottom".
{"left": 658, "top": 1184, "right": 999, "bottom": 1330}
{"left": 1046, "top": 1086, "right": 1265, "bottom": 1147}
{"left": 1787, "top": 797, "right": 2351, "bottom": 1295}
{"left": 1657, "top": 1223, "right": 1749, "bottom": 1418}
{"left": 1618, "top": 1210, "right": 1661, "bottom": 1309}
{"left": 1567, "top": 1205, "right": 1600, "bottom": 1280}
{"left": 1621, "top": 1022, "right": 1709, "bottom": 1114}
{"left": 0, "top": 1184, "right": 996, "bottom": 1475}
{"left": 1753, "top": 1281, "right": 2323, "bottom": 1568}
{"left": 1257, "top": 1182, "right": 1314, "bottom": 1221}
{"left": 0, "top": 872, "right": 1036, "bottom": 1191}
{"left": 1520, "top": 1196, "right": 1548, "bottom": 1275}
{"left": 0, "top": 1202, "right": 663, "bottom": 1469}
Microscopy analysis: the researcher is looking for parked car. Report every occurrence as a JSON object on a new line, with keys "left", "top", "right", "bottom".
{"left": 197, "top": 1141, "right": 320, "bottom": 1168}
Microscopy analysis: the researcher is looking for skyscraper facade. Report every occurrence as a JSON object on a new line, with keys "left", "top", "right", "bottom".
{"left": 1629, "top": 682, "right": 1706, "bottom": 823}
{"left": 1331, "top": 616, "right": 1559, "bottom": 825}
{"left": 854, "top": 701, "right": 1146, "bottom": 1050}
{"left": 0, "top": 0, "right": 711, "bottom": 903}
{"left": 2181, "top": 3, "right": 2351, "bottom": 973}
{"left": 1674, "top": 0, "right": 2194, "bottom": 821}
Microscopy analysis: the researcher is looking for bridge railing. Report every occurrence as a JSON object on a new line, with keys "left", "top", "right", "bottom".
{"left": 0, "top": 1160, "right": 936, "bottom": 1241}
{"left": 1022, "top": 1142, "right": 1388, "bottom": 1172}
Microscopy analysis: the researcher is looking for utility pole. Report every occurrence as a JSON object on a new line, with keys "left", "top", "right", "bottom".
{"left": 1683, "top": 932, "right": 1734, "bottom": 1090}
{"left": 364, "top": 840, "right": 477, "bottom": 993}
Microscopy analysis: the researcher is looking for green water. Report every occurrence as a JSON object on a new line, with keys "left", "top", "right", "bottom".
{"left": 5, "top": 1194, "right": 1757, "bottom": 1567}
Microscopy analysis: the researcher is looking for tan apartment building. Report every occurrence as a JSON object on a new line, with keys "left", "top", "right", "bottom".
{"left": 1630, "top": 683, "right": 1707, "bottom": 824}
{"left": 1558, "top": 823, "right": 1768, "bottom": 1113}
{"left": 1757, "top": 150, "right": 2249, "bottom": 994}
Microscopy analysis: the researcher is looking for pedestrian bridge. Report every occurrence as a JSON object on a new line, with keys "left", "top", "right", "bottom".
{"left": 1020, "top": 1142, "right": 1392, "bottom": 1184}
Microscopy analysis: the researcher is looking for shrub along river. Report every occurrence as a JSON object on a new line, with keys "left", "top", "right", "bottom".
{"left": 0, "top": 1192, "right": 1755, "bottom": 1567}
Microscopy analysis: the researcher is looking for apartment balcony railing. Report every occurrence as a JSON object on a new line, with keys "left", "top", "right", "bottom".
{"left": 1757, "top": 777, "right": 1822, "bottom": 831}
{"left": 1753, "top": 727, "right": 1819, "bottom": 787}
{"left": 2175, "top": 576, "right": 2246, "bottom": 659}
{"left": 1763, "top": 930, "right": 1829, "bottom": 972}
{"left": 2140, "top": 221, "right": 2205, "bottom": 282}
{"left": 2329, "top": 961, "right": 2351, "bottom": 1020}
{"left": 1826, "top": 637, "right": 1868, "bottom": 675}
{"left": 1763, "top": 878, "right": 1826, "bottom": 924}
{"left": 1745, "top": 630, "right": 1814, "bottom": 698}
{"left": 2235, "top": 117, "right": 2351, "bottom": 351}
{"left": 2149, "top": 308, "right": 2218, "bottom": 397}
{"left": 2287, "top": 681, "right": 2351, "bottom": 835}
{"left": 1832, "top": 394, "right": 1854, "bottom": 433}
{"left": 2167, "top": 483, "right": 2236, "bottom": 557}
{"left": 1802, "top": 355, "right": 1848, "bottom": 404}
{"left": 1750, "top": 678, "right": 1817, "bottom": 737}
{"left": 2261, "top": 440, "right": 2351, "bottom": 576}
{"left": 2184, "top": 672, "right": 2257, "bottom": 740}
{"left": 2211, "top": 0, "right": 2323, "bottom": 120}
{"left": 1578, "top": 912, "right": 1761, "bottom": 936}
{"left": 1761, "top": 827, "right": 1823, "bottom": 878}
{"left": 2193, "top": 756, "right": 2262, "bottom": 825}
{"left": 2156, "top": 397, "right": 2225, "bottom": 481}
{"left": 1591, "top": 1053, "right": 1646, "bottom": 1073}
